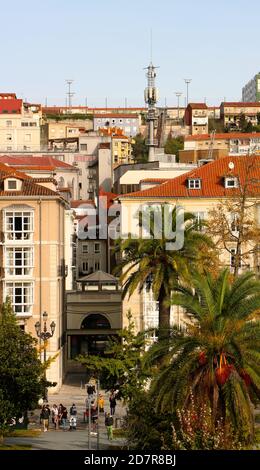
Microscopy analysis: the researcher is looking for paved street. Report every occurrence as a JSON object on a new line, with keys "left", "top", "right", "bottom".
{"left": 5, "top": 374, "right": 127, "bottom": 450}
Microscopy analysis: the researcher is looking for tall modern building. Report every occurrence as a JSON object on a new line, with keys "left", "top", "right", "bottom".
{"left": 242, "top": 73, "right": 260, "bottom": 102}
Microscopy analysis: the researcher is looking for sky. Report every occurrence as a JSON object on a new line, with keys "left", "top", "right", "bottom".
{"left": 0, "top": 0, "right": 260, "bottom": 108}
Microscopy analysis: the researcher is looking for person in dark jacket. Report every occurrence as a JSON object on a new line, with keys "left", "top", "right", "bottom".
{"left": 105, "top": 412, "right": 114, "bottom": 440}
{"left": 40, "top": 405, "right": 50, "bottom": 432}
{"left": 109, "top": 392, "right": 117, "bottom": 415}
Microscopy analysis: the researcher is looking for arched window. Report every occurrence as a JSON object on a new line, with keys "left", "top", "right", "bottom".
{"left": 81, "top": 314, "right": 111, "bottom": 330}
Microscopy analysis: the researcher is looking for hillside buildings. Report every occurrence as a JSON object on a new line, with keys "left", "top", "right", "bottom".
{"left": 0, "top": 94, "right": 41, "bottom": 152}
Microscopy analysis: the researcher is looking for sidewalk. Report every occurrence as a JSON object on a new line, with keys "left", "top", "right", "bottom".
{"left": 5, "top": 373, "right": 127, "bottom": 450}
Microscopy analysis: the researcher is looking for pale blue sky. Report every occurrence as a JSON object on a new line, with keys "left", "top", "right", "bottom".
{"left": 0, "top": 0, "right": 259, "bottom": 107}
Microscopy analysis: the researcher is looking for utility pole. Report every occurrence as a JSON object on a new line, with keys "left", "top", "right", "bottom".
{"left": 184, "top": 78, "right": 192, "bottom": 107}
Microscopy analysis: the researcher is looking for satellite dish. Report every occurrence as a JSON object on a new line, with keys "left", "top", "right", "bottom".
{"left": 228, "top": 161, "right": 234, "bottom": 170}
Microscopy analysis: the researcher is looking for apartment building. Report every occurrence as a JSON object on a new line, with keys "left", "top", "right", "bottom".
{"left": 184, "top": 103, "right": 208, "bottom": 135}
{"left": 220, "top": 102, "right": 260, "bottom": 128}
{"left": 118, "top": 156, "right": 260, "bottom": 332}
{"left": 242, "top": 73, "right": 260, "bottom": 102}
{"left": 93, "top": 113, "right": 140, "bottom": 137}
{"left": 180, "top": 132, "right": 260, "bottom": 163}
{"left": 0, "top": 93, "right": 41, "bottom": 151}
{"left": 0, "top": 162, "right": 71, "bottom": 390}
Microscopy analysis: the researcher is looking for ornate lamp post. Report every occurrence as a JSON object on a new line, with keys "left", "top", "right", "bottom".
{"left": 35, "top": 311, "right": 56, "bottom": 401}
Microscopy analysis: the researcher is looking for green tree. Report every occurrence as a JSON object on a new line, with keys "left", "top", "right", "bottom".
{"left": 115, "top": 206, "right": 215, "bottom": 333}
{"left": 145, "top": 269, "right": 260, "bottom": 445}
{"left": 164, "top": 135, "right": 184, "bottom": 162}
{"left": 239, "top": 113, "right": 247, "bottom": 132}
{"left": 0, "top": 299, "right": 47, "bottom": 439}
{"left": 131, "top": 133, "right": 148, "bottom": 163}
{"left": 77, "top": 312, "right": 147, "bottom": 401}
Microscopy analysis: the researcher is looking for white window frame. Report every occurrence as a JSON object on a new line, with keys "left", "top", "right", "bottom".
{"left": 5, "top": 247, "right": 34, "bottom": 276}
{"left": 225, "top": 177, "right": 238, "bottom": 188}
{"left": 5, "top": 281, "right": 34, "bottom": 315}
{"left": 188, "top": 178, "right": 201, "bottom": 189}
{"left": 4, "top": 210, "right": 34, "bottom": 241}
{"left": 82, "top": 244, "right": 88, "bottom": 254}
{"left": 94, "top": 242, "right": 100, "bottom": 253}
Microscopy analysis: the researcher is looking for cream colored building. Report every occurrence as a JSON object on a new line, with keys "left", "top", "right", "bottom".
{"left": 0, "top": 162, "right": 71, "bottom": 391}
{"left": 220, "top": 102, "right": 260, "bottom": 128}
{"left": 0, "top": 94, "right": 41, "bottom": 151}
{"left": 118, "top": 156, "right": 260, "bottom": 332}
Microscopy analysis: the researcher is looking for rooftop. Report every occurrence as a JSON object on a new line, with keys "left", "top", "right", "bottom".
{"left": 119, "top": 155, "right": 260, "bottom": 199}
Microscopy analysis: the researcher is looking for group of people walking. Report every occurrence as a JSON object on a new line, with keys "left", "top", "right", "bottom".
{"left": 40, "top": 389, "right": 119, "bottom": 440}
{"left": 40, "top": 403, "right": 77, "bottom": 432}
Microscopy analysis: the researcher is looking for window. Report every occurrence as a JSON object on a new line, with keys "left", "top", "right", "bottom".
{"left": 225, "top": 177, "right": 238, "bottom": 188}
{"left": 5, "top": 211, "right": 33, "bottom": 241}
{"left": 25, "top": 134, "right": 31, "bottom": 142}
{"left": 231, "top": 213, "right": 240, "bottom": 232}
{"left": 94, "top": 243, "right": 100, "bottom": 253}
{"left": 188, "top": 178, "right": 201, "bottom": 189}
{"left": 6, "top": 120, "right": 12, "bottom": 127}
{"left": 29, "top": 122, "right": 37, "bottom": 127}
{"left": 80, "top": 144, "right": 87, "bottom": 151}
{"left": 95, "top": 261, "right": 100, "bottom": 270}
{"left": 192, "top": 212, "right": 205, "bottom": 231}
{"left": 82, "top": 262, "right": 88, "bottom": 272}
{"left": 21, "top": 122, "right": 29, "bottom": 127}
{"left": 5, "top": 247, "right": 33, "bottom": 276}
{"left": 8, "top": 180, "right": 17, "bottom": 190}
{"left": 5, "top": 282, "right": 33, "bottom": 315}
{"left": 82, "top": 244, "right": 88, "bottom": 253}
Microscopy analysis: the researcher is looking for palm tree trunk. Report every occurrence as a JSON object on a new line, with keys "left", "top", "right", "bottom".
{"left": 158, "top": 286, "right": 170, "bottom": 337}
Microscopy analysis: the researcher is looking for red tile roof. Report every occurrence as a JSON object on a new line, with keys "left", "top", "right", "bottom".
{"left": 94, "top": 113, "right": 139, "bottom": 118}
{"left": 0, "top": 98, "right": 22, "bottom": 114}
{"left": 185, "top": 132, "right": 260, "bottom": 141}
{"left": 221, "top": 102, "right": 260, "bottom": 107}
{"left": 119, "top": 156, "right": 260, "bottom": 199}
{"left": 71, "top": 199, "right": 95, "bottom": 208}
{"left": 188, "top": 103, "right": 208, "bottom": 109}
{"left": 0, "top": 155, "right": 74, "bottom": 169}
{"left": 0, "top": 162, "right": 61, "bottom": 197}
{"left": 0, "top": 93, "right": 17, "bottom": 99}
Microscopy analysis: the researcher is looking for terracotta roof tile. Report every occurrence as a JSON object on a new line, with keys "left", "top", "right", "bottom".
{"left": 185, "top": 132, "right": 260, "bottom": 141}
{"left": 119, "top": 156, "right": 260, "bottom": 199}
{"left": 0, "top": 155, "right": 74, "bottom": 169}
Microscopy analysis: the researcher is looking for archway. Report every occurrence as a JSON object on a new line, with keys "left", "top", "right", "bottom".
{"left": 81, "top": 314, "right": 111, "bottom": 330}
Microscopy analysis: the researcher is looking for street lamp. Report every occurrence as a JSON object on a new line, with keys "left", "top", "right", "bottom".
{"left": 35, "top": 311, "right": 56, "bottom": 401}
{"left": 175, "top": 92, "right": 182, "bottom": 120}
{"left": 184, "top": 79, "right": 192, "bottom": 107}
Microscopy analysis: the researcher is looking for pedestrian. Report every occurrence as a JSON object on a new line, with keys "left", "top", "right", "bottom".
{"left": 51, "top": 404, "right": 59, "bottom": 429}
{"left": 98, "top": 393, "right": 104, "bottom": 413}
{"left": 109, "top": 392, "right": 117, "bottom": 415}
{"left": 105, "top": 412, "right": 114, "bottom": 440}
{"left": 40, "top": 405, "right": 50, "bottom": 432}
{"left": 69, "top": 415, "right": 77, "bottom": 430}
{"left": 91, "top": 401, "right": 98, "bottom": 433}
{"left": 70, "top": 403, "right": 77, "bottom": 417}
{"left": 61, "top": 407, "right": 68, "bottom": 430}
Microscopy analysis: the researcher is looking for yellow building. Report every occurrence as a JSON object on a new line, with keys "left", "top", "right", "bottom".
{"left": 112, "top": 134, "right": 134, "bottom": 167}
{"left": 0, "top": 162, "right": 71, "bottom": 391}
{"left": 118, "top": 156, "right": 260, "bottom": 331}
{"left": 0, "top": 94, "right": 41, "bottom": 151}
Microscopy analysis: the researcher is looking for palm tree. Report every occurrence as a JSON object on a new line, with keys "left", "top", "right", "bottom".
{"left": 114, "top": 205, "right": 215, "bottom": 332}
{"left": 145, "top": 269, "right": 260, "bottom": 444}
